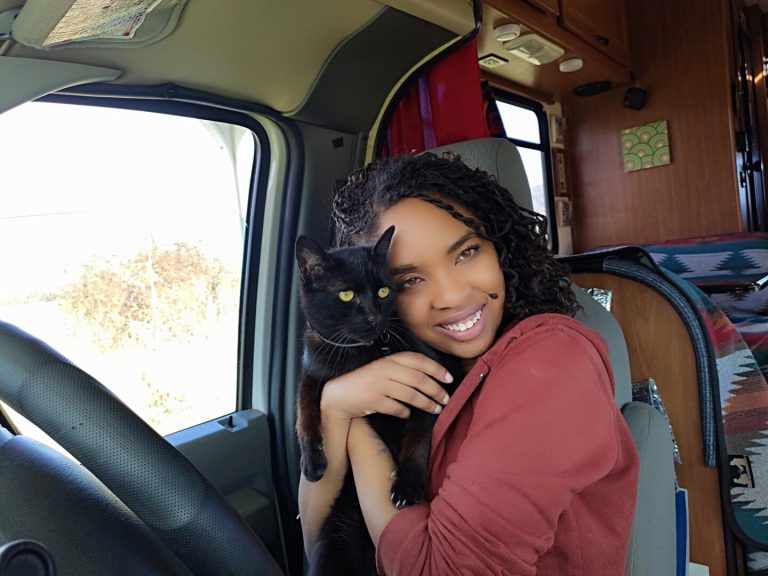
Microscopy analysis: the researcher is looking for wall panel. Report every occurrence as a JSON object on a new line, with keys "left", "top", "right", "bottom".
{"left": 564, "top": 0, "right": 742, "bottom": 251}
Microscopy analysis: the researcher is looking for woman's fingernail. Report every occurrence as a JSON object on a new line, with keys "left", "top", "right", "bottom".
{"left": 434, "top": 404, "right": 443, "bottom": 414}
{"left": 442, "top": 394, "right": 450, "bottom": 405}
{"left": 445, "top": 372, "right": 453, "bottom": 383}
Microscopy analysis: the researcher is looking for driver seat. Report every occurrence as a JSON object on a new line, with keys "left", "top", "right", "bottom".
{"left": 428, "top": 137, "right": 678, "bottom": 576}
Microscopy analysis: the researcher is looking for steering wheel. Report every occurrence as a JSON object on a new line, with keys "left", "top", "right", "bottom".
{"left": 0, "top": 320, "right": 284, "bottom": 576}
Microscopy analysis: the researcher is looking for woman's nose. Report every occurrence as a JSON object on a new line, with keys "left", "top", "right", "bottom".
{"left": 429, "top": 271, "right": 470, "bottom": 310}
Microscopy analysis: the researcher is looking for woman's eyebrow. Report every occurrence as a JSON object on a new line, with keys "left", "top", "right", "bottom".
{"left": 391, "top": 263, "right": 418, "bottom": 276}
{"left": 447, "top": 232, "right": 477, "bottom": 255}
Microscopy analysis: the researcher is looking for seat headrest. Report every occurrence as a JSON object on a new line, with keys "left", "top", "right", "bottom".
{"left": 426, "top": 138, "right": 534, "bottom": 212}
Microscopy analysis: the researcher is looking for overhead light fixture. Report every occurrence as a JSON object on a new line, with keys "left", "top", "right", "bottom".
{"left": 503, "top": 34, "right": 564, "bottom": 66}
{"left": 559, "top": 58, "right": 584, "bottom": 73}
{"left": 493, "top": 23, "right": 521, "bottom": 42}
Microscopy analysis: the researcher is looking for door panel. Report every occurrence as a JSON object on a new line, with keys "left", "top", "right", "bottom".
{"left": 168, "top": 409, "right": 281, "bottom": 558}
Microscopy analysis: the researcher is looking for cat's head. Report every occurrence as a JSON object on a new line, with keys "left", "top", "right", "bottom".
{"left": 295, "top": 226, "right": 396, "bottom": 346}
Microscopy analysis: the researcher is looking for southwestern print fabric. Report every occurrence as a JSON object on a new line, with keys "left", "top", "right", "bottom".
{"left": 648, "top": 233, "right": 768, "bottom": 569}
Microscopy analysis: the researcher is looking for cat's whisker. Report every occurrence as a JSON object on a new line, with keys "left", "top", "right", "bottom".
{"left": 331, "top": 342, "right": 345, "bottom": 379}
{"left": 317, "top": 338, "right": 342, "bottom": 381}
{"left": 386, "top": 323, "right": 410, "bottom": 344}
{"left": 387, "top": 329, "right": 409, "bottom": 351}
{"left": 320, "top": 355, "right": 339, "bottom": 385}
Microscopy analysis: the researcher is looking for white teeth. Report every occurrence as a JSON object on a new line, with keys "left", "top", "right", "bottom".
{"left": 442, "top": 309, "right": 482, "bottom": 332}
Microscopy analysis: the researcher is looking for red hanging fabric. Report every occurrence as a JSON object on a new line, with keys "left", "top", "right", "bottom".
{"left": 382, "top": 38, "right": 491, "bottom": 158}
{"left": 386, "top": 78, "right": 426, "bottom": 157}
{"left": 482, "top": 80, "right": 507, "bottom": 139}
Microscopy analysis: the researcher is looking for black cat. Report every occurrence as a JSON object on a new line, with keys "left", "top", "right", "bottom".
{"left": 295, "top": 226, "right": 462, "bottom": 576}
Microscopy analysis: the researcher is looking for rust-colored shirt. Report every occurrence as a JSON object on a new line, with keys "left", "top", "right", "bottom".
{"left": 376, "top": 314, "right": 639, "bottom": 576}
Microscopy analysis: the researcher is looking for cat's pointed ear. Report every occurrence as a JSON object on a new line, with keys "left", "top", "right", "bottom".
{"left": 373, "top": 226, "right": 396, "bottom": 262}
{"left": 296, "top": 235, "right": 330, "bottom": 284}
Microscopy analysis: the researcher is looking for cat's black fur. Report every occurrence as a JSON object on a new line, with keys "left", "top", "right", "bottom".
{"left": 295, "top": 226, "right": 463, "bottom": 576}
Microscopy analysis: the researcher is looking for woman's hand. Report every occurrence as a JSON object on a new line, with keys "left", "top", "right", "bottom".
{"left": 321, "top": 352, "right": 453, "bottom": 420}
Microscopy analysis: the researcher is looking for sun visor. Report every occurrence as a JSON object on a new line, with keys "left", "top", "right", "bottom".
{"left": 0, "top": 57, "right": 121, "bottom": 114}
{"left": 12, "top": 0, "right": 187, "bottom": 50}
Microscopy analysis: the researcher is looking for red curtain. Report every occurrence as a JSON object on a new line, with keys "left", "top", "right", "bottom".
{"left": 382, "top": 38, "right": 493, "bottom": 158}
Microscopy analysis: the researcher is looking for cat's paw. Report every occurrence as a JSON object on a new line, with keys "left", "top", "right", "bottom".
{"left": 301, "top": 446, "right": 327, "bottom": 482}
{"left": 390, "top": 478, "right": 424, "bottom": 510}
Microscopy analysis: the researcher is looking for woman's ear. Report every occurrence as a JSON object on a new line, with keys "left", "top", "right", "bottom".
{"left": 295, "top": 235, "right": 329, "bottom": 283}
{"left": 373, "top": 225, "right": 396, "bottom": 262}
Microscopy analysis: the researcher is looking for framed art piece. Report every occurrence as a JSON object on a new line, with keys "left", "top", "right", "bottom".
{"left": 553, "top": 148, "right": 568, "bottom": 197}
{"left": 621, "top": 120, "right": 671, "bottom": 172}
{"left": 555, "top": 197, "right": 572, "bottom": 228}
{"left": 550, "top": 115, "right": 566, "bottom": 145}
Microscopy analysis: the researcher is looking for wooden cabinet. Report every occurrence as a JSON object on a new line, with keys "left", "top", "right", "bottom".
{"left": 482, "top": 0, "right": 633, "bottom": 103}
{"left": 525, "top": 0, "right": 559, "bottom": 15}
{"left": 559, "top": 0, "right": 630, "bottom": 66}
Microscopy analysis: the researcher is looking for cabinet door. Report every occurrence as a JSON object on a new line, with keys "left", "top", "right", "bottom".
{"left": 525, "top": 0, "right": 559, "bottom": 16}
{"left": 559, "top": 0, "right": 630, "bottom": 65}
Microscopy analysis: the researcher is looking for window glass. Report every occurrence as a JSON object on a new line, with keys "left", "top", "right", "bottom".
{"left": 497, "top": 103, "right": 541, "bottom": 144}
{"left": 496, "top": 100, "right": 550, "bottom": 226}
{"left": 0, "top": 102, "right": 255, "bottom": 438}
{"left": 516, "top": 147, "right": 548, "bottom": 217}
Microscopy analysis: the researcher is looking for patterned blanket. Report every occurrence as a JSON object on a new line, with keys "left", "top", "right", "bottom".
{"left": 647, "top": 234, "right": 768, "bottom": 569}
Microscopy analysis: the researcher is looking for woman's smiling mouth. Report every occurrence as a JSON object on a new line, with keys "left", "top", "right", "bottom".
{"left": 436, "top": 305, "right": 486, "bottom": 341}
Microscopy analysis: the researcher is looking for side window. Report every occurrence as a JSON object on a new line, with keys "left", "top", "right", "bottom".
{"left": 495, "top": 94, "right": 555, "bottom": 241}
{"left": 0, "top": 101, "right": 256, "bottom": 439}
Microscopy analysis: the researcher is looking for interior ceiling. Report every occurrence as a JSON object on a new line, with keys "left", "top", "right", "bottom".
{"left": 1, "top": 0, "right": 474, "bottom": 115}
{"left": 0, "top": 0, "right": 385, "bottom": 113}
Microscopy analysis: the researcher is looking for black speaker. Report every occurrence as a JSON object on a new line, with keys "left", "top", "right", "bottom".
{"left": 573, "top": 81, "right": 612, "bottom": 97}
{"left": 623, "top": 87, "right": 647, "bottom": 110}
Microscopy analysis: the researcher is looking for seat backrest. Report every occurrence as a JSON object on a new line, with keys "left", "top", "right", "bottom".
{"left": 427, "top": 138, "right": 677, "bottom": 576}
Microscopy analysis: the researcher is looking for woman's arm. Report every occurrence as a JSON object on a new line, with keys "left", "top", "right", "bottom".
{"left": 298, "top": 410, "right": 351, "bottom": 554}
{"left": 347, "top": 417, "right": 399, "bottom": 546}
{"left": 298, "top": 352, "right": 452, "bottom": 557}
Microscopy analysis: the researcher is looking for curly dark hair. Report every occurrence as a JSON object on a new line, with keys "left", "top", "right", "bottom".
{"left": 330, "top": 152, "right": 579, "bottom": 327}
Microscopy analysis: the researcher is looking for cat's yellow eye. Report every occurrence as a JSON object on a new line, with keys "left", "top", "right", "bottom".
{"left": 377, "top": 287, "right": 391, "bottom": 299}
{"left": 338, "top": 290, "right": 355, "bottom": 302}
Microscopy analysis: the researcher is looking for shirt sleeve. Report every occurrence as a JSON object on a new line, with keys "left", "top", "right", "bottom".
{"left": 376, "top": 325, "right": 624, "bottom": 575}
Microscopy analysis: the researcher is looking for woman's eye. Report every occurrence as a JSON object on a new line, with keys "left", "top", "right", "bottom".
{"left": 398, "top": 276, "right": 421, "bottom": 290}
{"left": 338, "top": 290, "right": 355, "bottom": 302}
{"left": 377, "top": 286, "right": 391, "bottom": 299}
{"left": 457, "top": 244, "right": 480, "bottom": 262}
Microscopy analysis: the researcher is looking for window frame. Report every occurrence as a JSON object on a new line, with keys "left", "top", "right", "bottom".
{"left": 492, "top": 90, "right": 558, "bottom": 253}
{"left": 0, "top": 91, "right": 272, "bottom": 432}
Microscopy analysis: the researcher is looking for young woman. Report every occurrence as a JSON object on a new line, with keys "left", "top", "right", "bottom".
{"left": 299, "top": 152, "right": 639, "bottom": 575}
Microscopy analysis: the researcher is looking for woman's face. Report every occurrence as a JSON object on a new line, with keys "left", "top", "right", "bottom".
{"left": 377, "top": 198, "right": 506, "bottom": 364}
